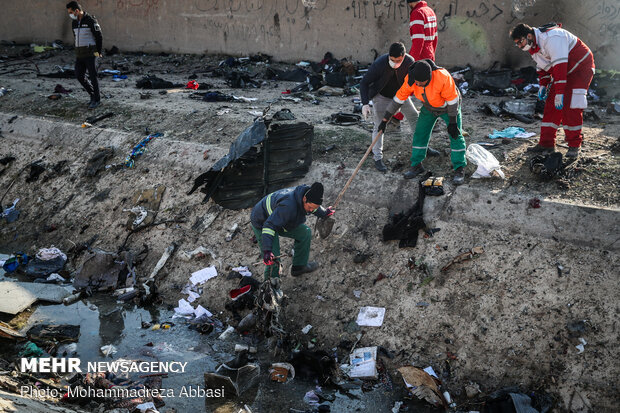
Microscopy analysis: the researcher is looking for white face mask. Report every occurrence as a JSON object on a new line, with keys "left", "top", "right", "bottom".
{"left": 389, "top": 60, "right": 402, "bottom": 69}
{"left": 69, "top": 13, "right": 78, "bottom": 20}
{"left": 522, "top": 43, "right": 531, "bottom": 51}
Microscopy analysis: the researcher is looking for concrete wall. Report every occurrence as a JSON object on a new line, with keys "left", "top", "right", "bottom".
{"left": 1, "top": 0, "right": 618, "bottom": 69}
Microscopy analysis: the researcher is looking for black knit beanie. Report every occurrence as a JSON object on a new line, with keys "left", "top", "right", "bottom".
{"left": 305, "top": 182, "right": 324, "bottom": 204}
{"left": 411, "top": 60, "right": 432, "bottom": 83}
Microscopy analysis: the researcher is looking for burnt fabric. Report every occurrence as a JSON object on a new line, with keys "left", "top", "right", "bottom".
{"left": 135, "top": 75, "right": 175, "bottom": 89}
{"left": 226, "top": 71, "right": 261, "bottom": 88}
{"left": 529, "top": 152, "right": 564, "bottom": 180}
{"left": 382, "top": 174, "right": 429, "bottom": 247}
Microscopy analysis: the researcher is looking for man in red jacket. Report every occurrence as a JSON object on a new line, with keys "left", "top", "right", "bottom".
{"left": 408, "top": 0, "right": 438, "bottom": 60}
{"left": 511, "top": 23, "right": 595, "bottom": 158}
{"left": 391, "top": 0, "right": 438, "bottom": 126}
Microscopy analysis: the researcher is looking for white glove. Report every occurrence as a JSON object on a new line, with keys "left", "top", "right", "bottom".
{"left": 554, "top": 94, "right": 564, "bottom": 110}
{"left": 362, "top": 104, "right": 371, "bottom": 120}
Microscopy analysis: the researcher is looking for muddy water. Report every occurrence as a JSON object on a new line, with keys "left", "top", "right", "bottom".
{"left": 29, "top": 299, "right": 404, "bottom": 412}
{"left": 1, "top": 255, "right": 404, "bottom": 412}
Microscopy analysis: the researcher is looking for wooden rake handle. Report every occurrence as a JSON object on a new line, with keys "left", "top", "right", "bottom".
{"left": 332, "top": 130, "right": 384, "bottom": 208}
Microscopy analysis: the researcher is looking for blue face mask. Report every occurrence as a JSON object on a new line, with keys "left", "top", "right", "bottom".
{"left": 69, "top": 13, "right": 78, "bottom": 20}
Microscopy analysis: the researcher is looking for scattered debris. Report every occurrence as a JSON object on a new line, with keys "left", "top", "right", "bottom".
{"left": 28, "top": 324, "right": 80, "bottom": 343}
{"left": 529, "top": 152, "right": 564, "bottom": 180}
{"left": 356, "top": 306, "right": 385, "bottom": 327}
{"left": 125, "top": 184, "right": 166, "bottom": 229}
{"left": 225, "top": 223, "right": 240, "bottom": 241}
{"left": 125, "top": 133, "right": 163, "bottom": 168}
{"left": 84, "top": 147, "right": 114, "bottom": 177}
{"left": 421, "top": 176, "right": 445, "bottom": 195}
{"left": 0, "top": 321, "right": 26, "bottom": 340}
{"left": 205, "top": 363, "right": 260, "bottom": 398}
{"left": 465, "top": 382, "right": 482, "bottom": 398}
{"left": 347, "top": 346, "right": 378, "bottom": 379}
{"left": 488, "top": 126, "right": 536, "bottom": 139}
{"left": 147, "top": 243, "right": 176, "bottom": 281}
{"left": 272, "top": 108, "right": 296, "bottom": 120}
{"left": 383, "top": 174, "right": 430, "bottom": 247}
{"left": 576, "top": 337, "right": 587, "bottom": 354}
{"left": 179, "top": 246, "right": 212, "bottom": 261}
{"left": 330, "top": 112, "right": 360, "bottom": 125}
{"left": 528, "top": 197, "right": 542, "bottom": 209}
{"left": 188, "top": 119, "right": 313, "bottom": 209}
{"left": 73, "top": 249, "right": 135, "bottom": 291}
{"left": 398, "top": 366, "right": 448, "bottom": 409}
{"left": 269, "top": 362, "right": 295, "bottom": 382}
{"left": 0, "top": 281, "right": 71, "bottom": 314}
{"left": 136, "top": 75, "right": 175, "bottom": 89}
{"left": 190, "top": 265, "right": 217, "bottom": 285}
{"left": 82, "top": 111, "right": 114, "bottom": 127}
{"left": 466, "top": 144, "right": 505, "bottom": 179}
{"left": 0, "top": 198, "right": 20, "bottom": 223}
{"left": 24, "top": 247, "right": 67, "bottom": 278}
{"left": 441, "top": 246, "right": 485, "bottom": 272}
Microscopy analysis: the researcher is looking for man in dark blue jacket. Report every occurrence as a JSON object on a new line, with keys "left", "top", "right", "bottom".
{"left": 251, "top": 182, "right": 334, "bottom": 281}
{"left": 360, "top": 43, "right": 438, "bottom": 172}
{"left": 66, "top": 1, "right": 102, "bottom": 109}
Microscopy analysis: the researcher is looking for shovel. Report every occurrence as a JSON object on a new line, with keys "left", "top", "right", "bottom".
{"left": 316, "top": 130, "right": 384, "bottom": 238}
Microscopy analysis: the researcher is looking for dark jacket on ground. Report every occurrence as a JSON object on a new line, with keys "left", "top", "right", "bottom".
{"left": 359, "top": 53, "right": 415, "bottom": 105}
{"left": 250, "top": 185, "right": 329, "bottom": 251}
{"left": 71, "top": 12, "right": 102, "bottom": 59}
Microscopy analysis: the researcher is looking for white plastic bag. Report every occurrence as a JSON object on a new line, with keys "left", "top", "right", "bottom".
{"left": 466, "top": 144, "right": 505, "bottom": 179}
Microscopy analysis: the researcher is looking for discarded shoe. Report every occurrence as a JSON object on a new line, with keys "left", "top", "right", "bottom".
{"left": 452, "top": 167, "right": 465, "bottom": 185}
{"left": 374, "top": 159, "right": 387, "bottom": 172}
{"left": 426, "top": 147, "right": 440, "bottom": 157}
{"left": 403, "top": 164, "right": 425, "bottom": 179}
{"left": 291, "top": 262, "right": 318, "bottom": 277}
{"left": 229, "top": 284, "right": 251, "bottom": 301}
{"left": 526, "top": 144, "right": 555, "bottom": 155}
{"left": 566, "top": 146, "right": 580, "bottom": 159}
{"left": 88, "top": 100, "right": 101, "bottom": 110}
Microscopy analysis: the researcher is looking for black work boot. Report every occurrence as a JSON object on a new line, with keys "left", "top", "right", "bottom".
{"left": 291, "top": 262, "right": 319, "bottom": 277}
{"left": 426, "top": 147, "right": 441, "bottom": 157}
{"left": 452, "top": 166, "right": 465, "bottom": 185}
{"left": 374, "top": 159, "right": 387, "bottom": 172}
{"left": 526, "top": 144, "right": 556, "bottom": 155}
{"left": 403, "top": 163, "right": 425, "bottom": 179}
{"left": 566, "top": 146, "right": 580, "bottom": 159}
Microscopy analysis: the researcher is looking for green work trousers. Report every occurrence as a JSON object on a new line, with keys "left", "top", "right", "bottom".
{"left": 252, "top": 224, "right": 312, "bottom": 280}
{"left": 410, "top": 106, "right": 467, "bottom": 170}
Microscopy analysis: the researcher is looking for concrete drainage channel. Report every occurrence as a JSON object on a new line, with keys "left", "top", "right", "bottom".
{"left": 1, "top": 113, "right": 619, "bottom": 412}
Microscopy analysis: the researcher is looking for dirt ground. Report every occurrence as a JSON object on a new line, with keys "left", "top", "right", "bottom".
{"left": 1, "top": 46, "right": 619, "bottom": 412}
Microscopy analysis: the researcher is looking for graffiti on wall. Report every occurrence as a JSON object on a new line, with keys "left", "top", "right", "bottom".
{"left": 587, "top": 1, "right": 620, "bottom": 39}
{"left": 191, "top": 0, "right": 330, "bottom": 47}
{"left": 194, "top": 0, "right": 327, "bottom": 14}
{"left": 344, "top": 0, "right": 517, "bottom": 28}
{"left": 348, "top": 0, "right": 408, "bottom": 21}
{"left": 114, "top": 0, "right": 160, "bottom": 17}
{"left": 437, "top": 1, "right": 517, "bottom": 32}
